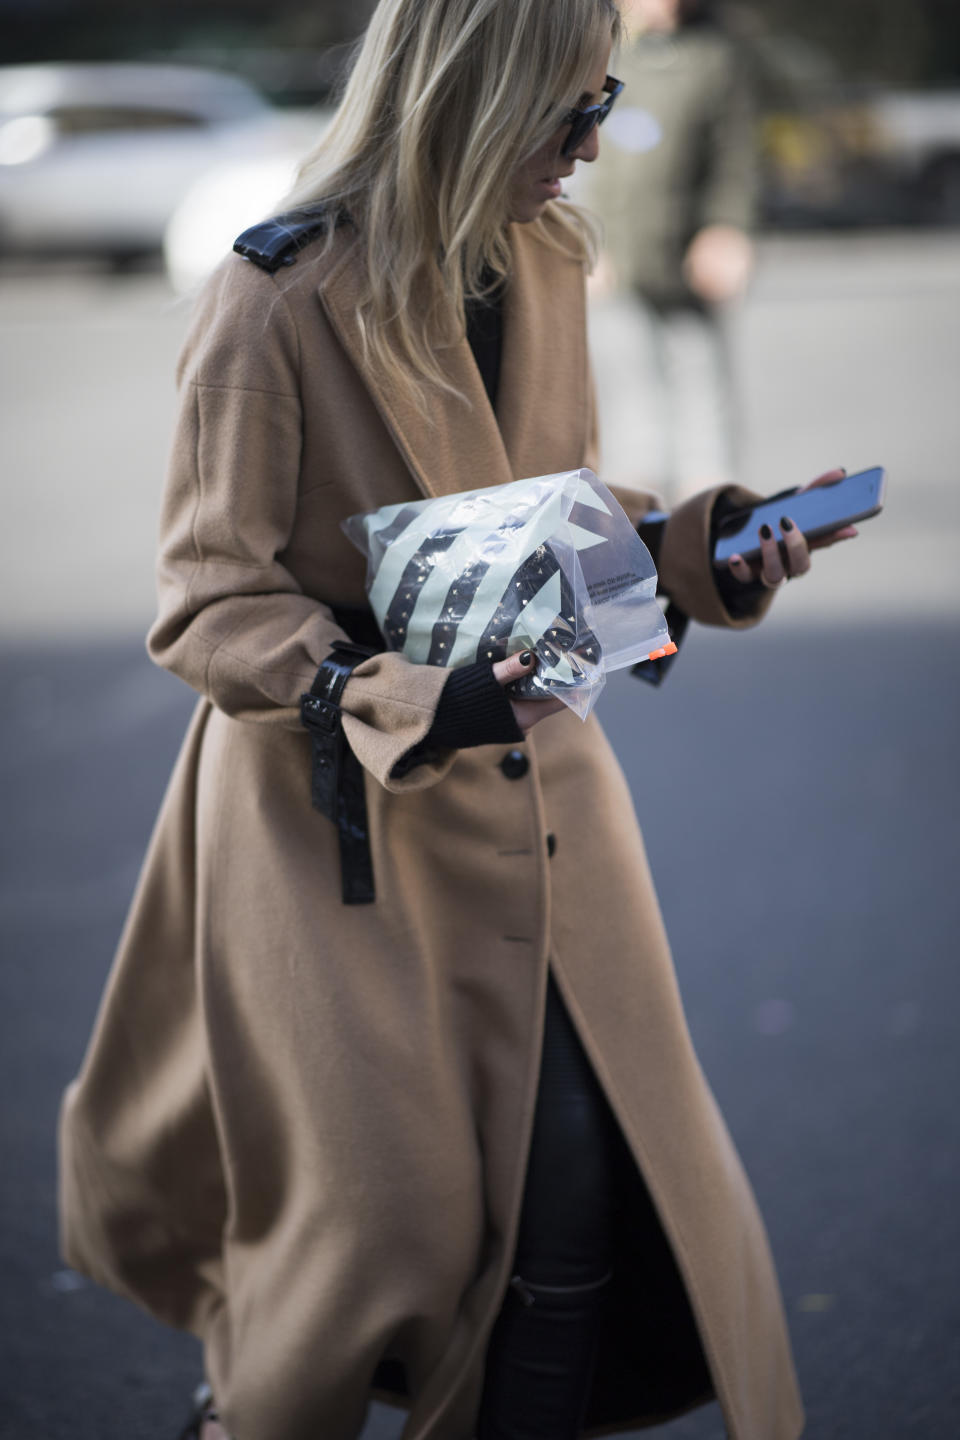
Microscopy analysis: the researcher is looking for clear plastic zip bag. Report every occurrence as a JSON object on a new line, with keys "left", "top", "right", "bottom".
{"left": 342, "top": 468, "right": 676, "bottom": 719}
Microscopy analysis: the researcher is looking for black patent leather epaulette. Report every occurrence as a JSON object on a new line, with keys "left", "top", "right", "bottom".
{"left": 233, "top": 205, "right": 338, "bottom": 273}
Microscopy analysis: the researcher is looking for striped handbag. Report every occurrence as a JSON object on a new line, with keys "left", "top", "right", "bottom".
{"left": 342, "top": 469, "right": 674, "bottom": 719}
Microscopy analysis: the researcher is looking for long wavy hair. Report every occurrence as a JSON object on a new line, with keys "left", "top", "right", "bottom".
{"left": 284, "top": 0, "right": 622, "bottom": 407}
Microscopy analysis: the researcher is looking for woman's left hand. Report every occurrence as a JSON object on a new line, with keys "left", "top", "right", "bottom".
{"left": 727, "top": 467, "right": 859, "bottom": 591}
{"left": 492, "top": 650, "right": 566, "bottom": 735}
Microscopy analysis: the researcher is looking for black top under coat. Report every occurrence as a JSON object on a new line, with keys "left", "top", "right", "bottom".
{"left": 464, "top": 274, "right": 505, "bottom": 412}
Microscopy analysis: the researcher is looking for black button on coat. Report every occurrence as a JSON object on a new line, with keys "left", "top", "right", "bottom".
{"left": 500, "top": 749, "right": 530, "bottom": 780}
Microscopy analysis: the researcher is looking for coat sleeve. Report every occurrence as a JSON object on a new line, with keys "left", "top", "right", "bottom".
{"left": 147, "top": 257, "right": 454, "bottom": 794}
{"left": 608, "top": 482, "right": 774, "bottom": 629}
{"left": 583, "top": 362, "right": 771, "bottom": 629}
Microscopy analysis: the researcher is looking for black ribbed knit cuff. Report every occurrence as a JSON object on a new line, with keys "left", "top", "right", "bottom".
{"left": 709, "top": 491, "right": 768, "bottom": 619}
{"left": 713, "top": 564, "right": 766, "bottom": 618}
{"left": 389, "top": 663, "right": 523, "bottom": 780}
{"left": 426, "top": 661, "right": 523, "bottom": 750}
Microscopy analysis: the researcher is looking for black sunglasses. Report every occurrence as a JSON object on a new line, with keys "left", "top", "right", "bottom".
{"left": 561, "top": 74, "right": 624, "bottom": 157}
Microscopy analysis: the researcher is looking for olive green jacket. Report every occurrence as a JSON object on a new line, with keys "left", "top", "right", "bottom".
{"left": 587, "top": 25, "right": 758, "bottom": 301}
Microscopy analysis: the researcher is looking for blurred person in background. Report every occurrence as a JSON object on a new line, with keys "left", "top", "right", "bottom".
{"left": 588, "top": 0, "right": 758, "bottom": 502}
{"left": 56, "top": 2, "right": 853, "bottom": 1438}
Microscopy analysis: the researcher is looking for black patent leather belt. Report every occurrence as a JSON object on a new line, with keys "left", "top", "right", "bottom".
{"left": 300, "top": 640, "right": 378, "bottom": 904}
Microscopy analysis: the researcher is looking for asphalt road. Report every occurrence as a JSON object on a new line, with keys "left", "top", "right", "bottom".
{"left": 1, "top": 235, "right": 959, "bottom": 1438}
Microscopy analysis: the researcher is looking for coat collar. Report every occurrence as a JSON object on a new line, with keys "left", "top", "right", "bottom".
{"left": 318, "top": 215, "right": 591, "bottom": 500}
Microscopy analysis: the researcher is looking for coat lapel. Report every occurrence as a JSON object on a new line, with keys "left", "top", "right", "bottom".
{"left": 319, "top": 214, "right": 591, "bottom": 501}
{"left": 318, "top": 234, "right": 511, "bottom": 500}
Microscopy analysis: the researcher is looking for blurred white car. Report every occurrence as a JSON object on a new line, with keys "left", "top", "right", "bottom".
{"left": 0, "top": 62, "right": 323, "bottom": 261}
{"left": 164, "top": 118, "right": 331, "bottom": 294}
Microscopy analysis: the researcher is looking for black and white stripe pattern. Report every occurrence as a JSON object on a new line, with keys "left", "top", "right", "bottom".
{"left": 343, "top": 470, "right": 667, "bottom": 705}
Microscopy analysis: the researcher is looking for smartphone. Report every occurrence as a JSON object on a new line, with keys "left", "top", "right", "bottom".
{"left": 713, "top": 466, "right": 886, "bottom": 567}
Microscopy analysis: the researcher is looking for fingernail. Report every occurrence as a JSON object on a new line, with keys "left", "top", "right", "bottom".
{"left": 780, "top": 517, "right": 794, "bottom": 532}
{"left": 519, "top": 651, "right": 534, "bottom": 666}
{"left": 760, "top": 524, "right": 773, "bottom": 540}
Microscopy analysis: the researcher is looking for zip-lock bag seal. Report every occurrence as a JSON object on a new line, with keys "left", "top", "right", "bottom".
{"left": 342, "top": 468, "right": 676, "bottom": 719}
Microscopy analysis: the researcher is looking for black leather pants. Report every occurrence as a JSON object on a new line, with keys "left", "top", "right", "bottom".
{"left": 476, "top": 974, "right": 632, "bottom": 1440}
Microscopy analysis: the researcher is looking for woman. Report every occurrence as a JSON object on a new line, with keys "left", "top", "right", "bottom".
{"left": 59, "top": 2, "right": 844, "bottom": 1437}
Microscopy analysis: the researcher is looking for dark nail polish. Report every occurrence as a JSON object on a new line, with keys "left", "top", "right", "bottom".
{"left": 781, "top": 516, "right": 794, "bottom": 532}
{"left": 519, "top": 651, "right": 533, "bottom": 666}
{"left": 760, "top": 524, "right": 773, "bottom": 540}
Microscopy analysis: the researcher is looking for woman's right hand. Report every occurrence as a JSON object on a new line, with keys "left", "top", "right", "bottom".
{"left": 493, "top": 651, "right": 566, "bottom": 736}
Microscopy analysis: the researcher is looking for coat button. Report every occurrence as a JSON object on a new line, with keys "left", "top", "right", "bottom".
{"left": 500, "top": 749, "right": 529, "bottom": 780}
{"left": 546, "top": 833, "right": 556, "bottom": 858}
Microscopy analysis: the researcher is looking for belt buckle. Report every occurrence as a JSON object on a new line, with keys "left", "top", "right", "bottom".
{"left": 300, "top": 693, "right": 340, "bottom": 735}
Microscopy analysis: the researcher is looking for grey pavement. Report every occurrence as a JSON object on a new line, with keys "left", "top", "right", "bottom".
{"left": 1, "top": 234, "right": 959, "bottom": 1438}
{"left": 2, "top": 231, "right": 959, "bottom": 640}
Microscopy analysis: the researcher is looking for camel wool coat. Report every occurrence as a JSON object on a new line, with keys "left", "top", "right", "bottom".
{"left": 59, "top": 210, "right": 804, "bottom": 1440}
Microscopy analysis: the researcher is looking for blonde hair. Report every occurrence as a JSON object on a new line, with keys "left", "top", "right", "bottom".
{"left": 284, "top": 0, "right": 621, "bottom": 408}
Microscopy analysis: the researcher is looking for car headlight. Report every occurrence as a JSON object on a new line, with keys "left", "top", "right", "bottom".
{"left": 0, "top": 115, "right": 57, "bottom": 166}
